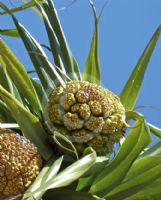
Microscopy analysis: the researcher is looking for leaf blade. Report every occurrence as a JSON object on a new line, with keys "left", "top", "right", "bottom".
{"left": 0, "top": 85, "right": 53, "bottom": 160}
{"left": 104, "top": 156, "right": 161, "bottom": 200}
{"left": 0, "top": 28, "right": 19, "bottom": 37}
{"left": 31, "top": 152, "right": 96, "bottom": 199}
{"left": 0, "top": 0, "right": 36, "bottom": 15}
{"left": 0, "top": 39, "right": 42, "bottom": 115}
{"left": 90, "top": 117, "right": 152, "bottom": 196}
{"left": 42, "top": 0, "right": 80, "bottom": 80}
{"left": 120, "top": 25, "right": 161, "bottom": 110}
{"left": 83, "top": 0, "right": 100, "bottom": 85}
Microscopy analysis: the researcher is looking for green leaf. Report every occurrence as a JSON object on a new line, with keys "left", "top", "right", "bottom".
{"left": 43, "top": 189, "right": 99, "bottom": 200}
{"left": 73, "top": 56, "right": 81, "bottom": 80}
{"left": 0, "top": 107, "right": 7, "bottom": 123}
{"left": 0, "top": 108, "right": 6, "bottom": 123}
{"left": 139, "top": 140, "right": 161, "bottom": 158}
{"left": 0, "top": 85, "right": 53, "bottom": 160}
{"left": 16, "top": 23, "right": 65, "bottom": 89}
{"left": 13, "top": 22, "right": 64, "bottom": 89}
{"left": 42, "top": 0, "right": 80, "bottom": 80}
{"left": 128, "top": 176, "right": 161, "bottom": 200}
{"left": 0, "top": 59, "right": 13, "bottom": 93}
{"left": 30, "top": 152, "right": 96, "bottom": 199}
{"left": 38, "top": 3, "right": 66, "bottom": 73}
{"left": 27, "top": 70, "right": 36, "bottom": 74}
{"left": 127, "top": 112, "right": 161, "bottom": 157}
{"left": 83, "top": 0, "right": 100, "bottom": 85}
{"left": 90, "top": 116, "right": 152, "bottom": 196}
{"left": 21, "top": 0, "right": 43, "bottom": 19}
{"left": 148, "top": 122, "right": 161, "bottom": 138}
{"left": 0, "top": 2, "right": 63, "bottom": 92}
{"left": 0, "top": 28, "right": 19, "bottom": 37}
{"left": 76, "top": 157, "right": 109, "bottom": 191}
{"left": 125, "top": 186, "right": 161, "bottom": 200}
{"left": 0, "top": 3, "right": 52, "bottom": 90}
{"left": 0, "top": 39, "right": 42, "bottom": 115}
{"left": 20, "top": 24, "right": 65, "bottom": 87}
{"left": 0, "top": 100, "right": 15, "bottom": 122}
{"left": 31, "top": 78, "right": 48, "bottom": 104}
{"left": 104, "top": 156, "right": 161, "bottom": 200}
{"left": 124, "top": 156, "right": 161, "bottom": 182}
{"left": 0, "top": 0, "right": 36, "bottom": 15}
{"left": 52, "top": 131, "right": 78, "bottom": 159}
{"left": 0, "top": 57, "right": 24, "bottom": 104}
{"left": 42, "top": 156, "right": 63, "bottom": 183}
{"left": 127, "top": 111, "right": 161, "bottom": 138}
{"left": 23, "top": 156, "right": 63, "bottom": 200}
{"left": 77, "top": 174, "right": 97, "bottom": 192}
{"left": 120, "top": 25, "right": 161, "bottom": 110}
{"left": 25, "top": 157, "right": 58, "bottom": 194}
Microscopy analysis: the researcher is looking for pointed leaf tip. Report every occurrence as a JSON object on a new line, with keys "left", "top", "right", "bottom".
{"left": 120, "top": 24, "right": 161, "bottom": 110}
{"left": 83, "top": 0, "right": 101, "bottom": 85}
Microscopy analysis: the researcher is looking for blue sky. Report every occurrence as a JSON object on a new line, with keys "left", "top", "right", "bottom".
{"left": 1, "top": 0, "right": 161, "bottom": 133}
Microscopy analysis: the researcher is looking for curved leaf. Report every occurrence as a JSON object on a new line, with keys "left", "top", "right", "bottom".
{"left": 0, "top": 100, "right": 14, "bottom": 122}
{"left": 0, "top": 2, "right": 64, "bottom": 92}
{"left": 120, "top": 25, "right": 161, "bottom": 110}
{"left": 148, "top": 122, "right": 161, "bottom": 138}
{"left": 105, "top": 156, "right": 161, "bottom": 200}
{"left": 23, "top": 156, "right": 64, "bottom": 200}
{"left": 140, "top": 140, "right": 161, "bottom": 157}
{"left": 0, "top": 28, "right": 19, "bottom": 37}
{"left": 0, "top": 59, "right": 13, "bottom": 93}
{"left": 0, "top": 85, "right": 53, "bottom": 160}
{"left": 0, "top": 57, "right": 24, "bottom": 104}
{"left": 21, "top": 0, "right": 43, "bottom": 19}
{"left": 0, "top": 0, "right": 36, "bottom": 15}
{"left": 127, "top": 175, "right": 161, "bottom": 199}
{"left": 125, "top": 186, "right": 161, "bottom": 200}
{"left": 42, "top": 0, "right": 80, "bottom": 80}
{"left": 76, "top": 157, "right": 109, "bottom": 192}
{"left": 30, "top": 152, "right": 96, "bottom": 199}
{"left": 31, "top": 78, "right": 48, "bottom": 104}
{"left": 90, "top": 115, "right": 152, "bottom": 196}
{"left": 37, "top": 3, "right": 66, "bottom": 73}
{"left": 0, "top": 39, "right": 42, "bottom": 115}
{"left": 52, "top": 131, "right": 78, "bottom": 159}
{"left": 83, "top": 0, "right": 100, "bottom": 85}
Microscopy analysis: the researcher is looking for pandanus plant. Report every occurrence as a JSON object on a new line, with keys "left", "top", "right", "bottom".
{"left": 0, "top": 0, "right": 161, "bottom": 199}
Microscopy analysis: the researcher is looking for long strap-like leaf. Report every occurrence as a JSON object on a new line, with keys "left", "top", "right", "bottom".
{"left": 0, "top": 28, "right": 19, "bottom": 37}
{"left": 83, "top": 0, "right": 101, "bottom": 85}
{"left": 23, "top": 156, "right": 64, "bottom": 199}
{"left": 27, "top": 152, "right": 96, "bottom": 199}
{"left": 105, "top": 156, "right": 161, "bottom": 200}
{"left": 0, "top": 85, "right": 53, "bottom": 160}
{"left": 0, "top": 39, "right": 42, "bottom": 116}
{"left": 0, "top": 2, "right": 53, "bottom": 92}
{"left": 38, "top": 3, "right": 66, "bottom": 73}
{"left": 0, "top": 0, "right": 36, "bottom": 15}
{"left": 120, "top": 25, "right": 161, "bottom": 111}
{"left": 0, "top": 57, "right": 24, "bottom": 105}
{"left": 90, "top": 113, "right": 152, "bottom": 196}
{"left": 42, "top": 0, "right": 81, "bottom": 80}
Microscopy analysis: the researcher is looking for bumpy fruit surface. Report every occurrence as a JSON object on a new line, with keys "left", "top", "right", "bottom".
{"left": 0, "top": 128, "right": 42, "bottom": 199}
{"left": 47, "top": 81, "right": 126, "bottom": 156}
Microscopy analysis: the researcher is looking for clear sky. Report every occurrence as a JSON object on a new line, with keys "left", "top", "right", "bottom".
{"left": 1, "top": 0, "right": 161, "bottom": 138}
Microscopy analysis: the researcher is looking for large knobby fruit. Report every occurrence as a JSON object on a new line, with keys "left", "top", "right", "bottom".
{"left": 0, "top": 128, "right": 42, "bottom": 199}
{"left": 47, "top": 81, "right": 126, "bottom": 156}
